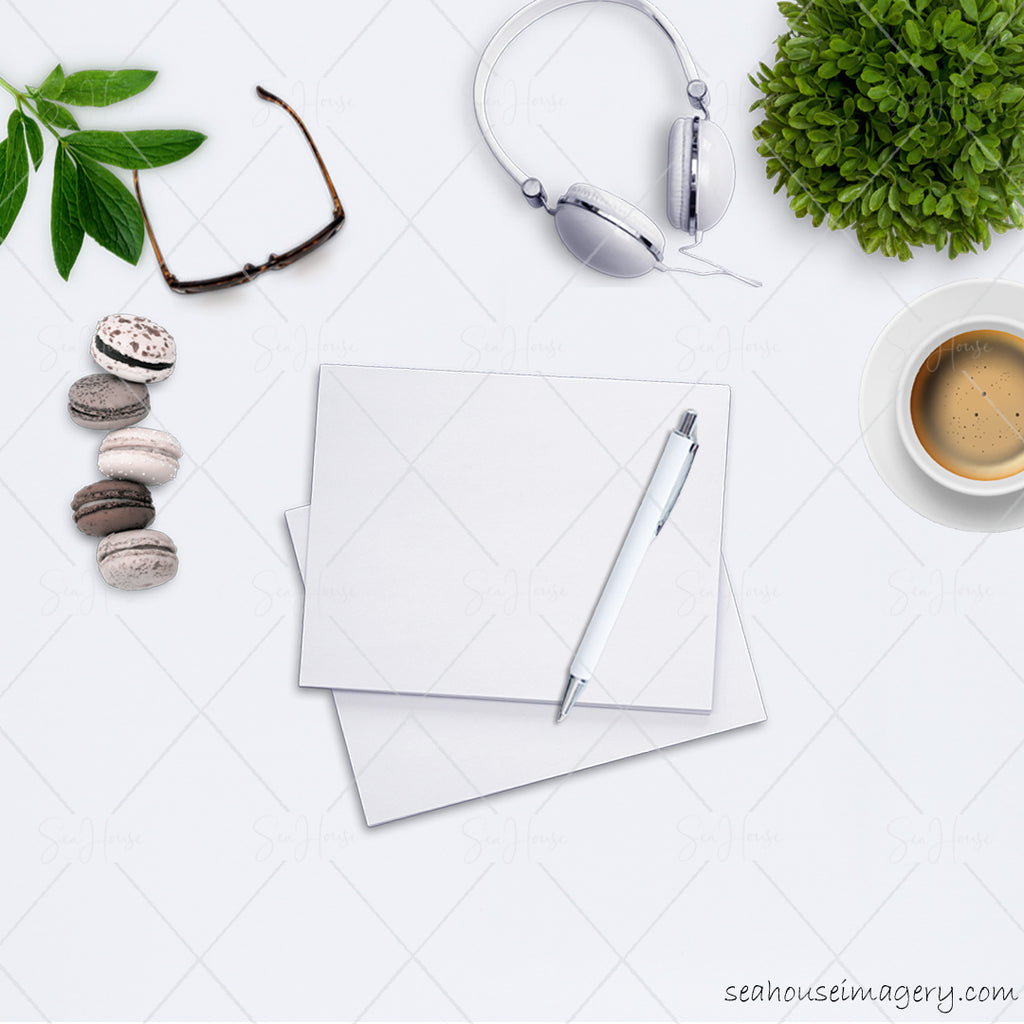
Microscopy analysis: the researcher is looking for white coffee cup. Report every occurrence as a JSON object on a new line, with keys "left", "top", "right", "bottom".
{"left": 895, "top": 314, "right": 1024, "bottom": 498}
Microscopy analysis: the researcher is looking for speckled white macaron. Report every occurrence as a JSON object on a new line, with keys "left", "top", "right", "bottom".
{"left": 97, "top": 529, "right": 178, "bottom": 591}
{"left": 98, "top": 427, "right": 183, "bottom": 486}
{"left": 91, "top": 313, "right": 176, "bottom": 383}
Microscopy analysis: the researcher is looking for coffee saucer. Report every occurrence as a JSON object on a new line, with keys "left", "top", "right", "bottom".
{"left": 859, "top": 278, "right": 1024, "bottom": 532}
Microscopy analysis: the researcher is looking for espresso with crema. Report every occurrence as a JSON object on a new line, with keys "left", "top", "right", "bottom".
{"left": 910, "top": 329, "right": 1024, "bottom": 481}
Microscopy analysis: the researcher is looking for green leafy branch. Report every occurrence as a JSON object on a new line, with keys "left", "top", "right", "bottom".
{"left": 0, "top": 66, "right": 205, "bottom": 279}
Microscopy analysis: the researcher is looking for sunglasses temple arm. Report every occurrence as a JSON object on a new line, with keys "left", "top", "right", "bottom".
{"left": 132, "top": 170, "right": 183, "bottom": 290}
{"left": 255, "top": 86, "right": 344, "bottom": 218}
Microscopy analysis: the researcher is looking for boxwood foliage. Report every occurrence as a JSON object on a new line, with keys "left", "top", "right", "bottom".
{"left": 749, "top": 0, "right": 1024, "bottom": 259}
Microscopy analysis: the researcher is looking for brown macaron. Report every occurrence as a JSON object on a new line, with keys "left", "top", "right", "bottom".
{"left": 71, "top": 480, "right": 155, "bottom": 537}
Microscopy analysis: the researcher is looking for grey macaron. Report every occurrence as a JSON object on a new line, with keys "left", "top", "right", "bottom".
{"left": 68, "top": 373, "right": 150, "bottom": 429}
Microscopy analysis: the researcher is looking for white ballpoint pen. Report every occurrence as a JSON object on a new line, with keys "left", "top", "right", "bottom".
{"left": 557, "top": 409, "right": 699, "bottom": 722}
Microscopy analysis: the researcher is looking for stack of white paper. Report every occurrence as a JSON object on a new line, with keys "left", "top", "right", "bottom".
{"left": 289, "top": 364, "right": 765, "bottom": 825}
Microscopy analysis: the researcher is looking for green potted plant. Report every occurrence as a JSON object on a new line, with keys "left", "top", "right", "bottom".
{"left": 750, "top": 0, "right": 1024, "bottom": 259}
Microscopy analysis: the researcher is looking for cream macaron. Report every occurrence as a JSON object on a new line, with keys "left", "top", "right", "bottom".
{"left": 97, "top": 529, "right": 178, "bottom": 591}
{"left": 98, "top": 427, "right": 183, "bottom": 486}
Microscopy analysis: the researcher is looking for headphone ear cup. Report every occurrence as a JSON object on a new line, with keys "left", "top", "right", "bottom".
{"left": 693, "top": 119, "right": 736, "bottom": 233}
{"left": 666, "top": 117, "right": 693, "bottom": 231}
{"left": 555, "top": 183, "right": 665, "bottom": 278}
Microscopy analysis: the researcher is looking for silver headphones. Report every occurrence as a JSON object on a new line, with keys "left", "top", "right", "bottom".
{"left": 474, "top": 0, "right": 758, "bottom": 284}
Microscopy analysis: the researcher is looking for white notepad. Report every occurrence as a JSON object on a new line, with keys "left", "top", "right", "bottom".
{"left": 288, "top": 507, "right": 766, "bottom": 825}
{"left": 299, "top": 365, "right": 730, "bottom": 713}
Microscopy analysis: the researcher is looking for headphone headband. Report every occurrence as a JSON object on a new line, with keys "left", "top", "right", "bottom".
{"left": 473, "top": 0, "right": 707, "bottom": 192}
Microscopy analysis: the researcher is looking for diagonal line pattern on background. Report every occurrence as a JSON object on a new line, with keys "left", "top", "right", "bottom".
{"left": 121, "top": 861, "right": 287, "bottom": 1022}
{"left": 324, "top": 711, "right": 407, "bottom": 815}
{"left": 0, "top": 246, "right": 73, "bottom": 323}
{"left": 0, "top": 476, "right": 74, "bottom": 566}
{"left": 0, "top": 615, "right": 70, "bottom": 703}
{"left": 111, "top": 619, "right": 286, "bottom": 815}
{"left": 753, "top": 371, "right": 923, "bottom": 565}
{"left": 321, "top": 369, "right": 498, "bottom": 570}
{"left": 117, "top": 868, "right": 256, "bottom": 1023}
{"left": 121, "top": 0, "right": 182, "bottom": 61}
{"left": 160, "top": 371, "right": 291, "bottom": 566}
{"left": 0, "top": 372, "right": 70, "bottom": 458}
{"left": 746, "top": 132, "right": 908, "bottom": 323}
{"left": 965, "top": 863, "right": 1024, "bottom": 937}
{"left": 324, "top": 134, "right": 492, "bottom": 322}
{"left": 0, "top": 864, "right": 71, "bottom": 948}
{"left": 0, "top": 724, "right": 74, "bottom": 813}
{"left": 541, "top": 860, "right": 709, "bottom": 1021}
{"left": 748, "top": 615, "right": 923, "bottom": 814}
{"left": 4, "top": 0, "right": 58, "bottom": 59}
{"left": 750, "top": 383, "right": 920, "bottom": 569}
{"left": 332, "top": 860, "right": 493, "bottom": 1022}
{"left": 326, "top": 614, "right": 503, "bottom": 816}
{"left": 957, "top": 484, "right": 1024, "bottom": 567}
{"left": 536, "top": 373, "right": 712, "bottom": 567}
{"left": 533, "top": 4, "right": 598, "bottom": 75}
{"left": 531, "top": 614, "right": 714, "bottom": 815}
{"left": 214, "top": 0, "right": 285, "bottom": 74}
{"left": 427, "top": 0, "right": 475, "bottom": 51}
{"left": 322, "top": 0, "right": 397, "bottom": 78}
{"left": 199, "top": 468, "right": 289, "bottom": 567}
{"left": 757, "top": 860, "right": 918, "bottom": 1024}
{"left": 958, "top": 616, "right": 1024, "bottom": 813}
{"left": 0, "top": 961, "right": 49, "bottom": 1021}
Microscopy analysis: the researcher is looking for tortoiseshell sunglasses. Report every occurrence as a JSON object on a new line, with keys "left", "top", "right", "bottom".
{"left": 133, "top": 86, "right": 345, "bottom": 294}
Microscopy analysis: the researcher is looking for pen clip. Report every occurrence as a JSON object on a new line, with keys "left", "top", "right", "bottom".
{"left": 656, "top": 439, "right": 699, "bottom": 534}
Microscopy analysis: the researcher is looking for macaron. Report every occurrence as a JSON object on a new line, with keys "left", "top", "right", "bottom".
{"left": 98, "top": 427, "right": 182, "bottom": 486}
{"left": 97, "top": 529, "right": 178, "bottom": 591}
{"left": 71, "top": 480, "right": 155, "bottom": 536}
{"left": 91, "top": 313, "right": 176, "bottom": 383}
{"left": 68, "top": 373, "right": 150, "bottom": 430}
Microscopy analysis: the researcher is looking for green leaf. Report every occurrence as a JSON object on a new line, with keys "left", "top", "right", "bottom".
{"left": 35, "top": 99, "right": 79, "bottom": 131}
{"left": 37, "top": 64, "right": 65, "bottom": 100}
{"left": 23, "top": 116, "right": 43, "bottom": 171}
{"left": 59, "top": 69, "right": 157, "bottom": 108}
{"left": 959, "top": 187, "right": 979, "bottom": 208}
{"left": 50, "top": 145, "right": 83, "bottom": 280}
{"left": 63, "top": 129, "right": 206, "bottom": 169}
{"left": 73, "top": 153, "right": 143, "bottom": 264}
{"left": 0, "top": 112, "right": 29, "bottom": 242}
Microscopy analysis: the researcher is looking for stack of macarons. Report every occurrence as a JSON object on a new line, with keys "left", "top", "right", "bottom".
{"left": 68, "top": 314, "right": 182, "bottom": 591}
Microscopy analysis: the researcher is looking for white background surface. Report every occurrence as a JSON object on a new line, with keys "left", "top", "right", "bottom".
{"left": 4, "top": 0, "right": 1024, "bottom": 1021}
